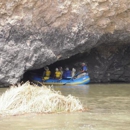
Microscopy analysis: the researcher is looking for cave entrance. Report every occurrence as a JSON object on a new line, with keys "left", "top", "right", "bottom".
{"left": 22, "top": 43, "right": 130, "bottom": 83}
{"left": 22, "top": 53, "right": 85, "bottom": 82}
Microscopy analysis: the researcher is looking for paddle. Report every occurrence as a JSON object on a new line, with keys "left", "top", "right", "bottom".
{"left": 63, "top": 79, "right": 72, "bottom": 85}
{"left": 63, "top": 72, "right": 81, "bottom": 85}
{"left": 63, "top": 80, "right": 71, "bottom": 85}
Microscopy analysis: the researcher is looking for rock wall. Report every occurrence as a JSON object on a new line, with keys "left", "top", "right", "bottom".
{"left": 0, "top": 0, "right": 130, "bottom": 86}
{"left": 53, "top": 34, "right": 130, "bottom": 83}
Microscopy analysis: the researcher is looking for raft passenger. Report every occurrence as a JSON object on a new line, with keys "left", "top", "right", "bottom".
{"left": 81, "top": 62, "right": 87, "bottom": 73}
{"left": 54, "top": 68, "right": 61, "bottom": 79}
{"left": 59, "top": 67, "right": 63, "bottom": 78}
{"left": 77, "top": 63, "right": 88, "bottom": 78}
{"left": 71, "top": 68, "right": 76, "bottom": 77}
{"left": 43, "top": 67, "right": 51, "bottom": 80}
{"left": 63, "top": 67, "right": 72, "bottom": 79}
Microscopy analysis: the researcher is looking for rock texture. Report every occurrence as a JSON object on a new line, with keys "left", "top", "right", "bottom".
{"left": 52, "top": 36, "right": 130, "bottom": 83}
{"left": 0, "top": 0, "right": 130, "bottom": 86}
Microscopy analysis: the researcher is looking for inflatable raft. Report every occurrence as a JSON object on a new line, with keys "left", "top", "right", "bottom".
{"left": 32, "top": 73, "right": 90, "bottom": 85}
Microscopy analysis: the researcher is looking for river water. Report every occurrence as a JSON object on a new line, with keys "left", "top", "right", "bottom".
{"left": 0, "top": 84, "right": 130, "bottom": 130}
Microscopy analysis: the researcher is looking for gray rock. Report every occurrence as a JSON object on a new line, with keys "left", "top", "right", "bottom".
{"left": 0, "top": 0, "right": 130, "bottom": 86}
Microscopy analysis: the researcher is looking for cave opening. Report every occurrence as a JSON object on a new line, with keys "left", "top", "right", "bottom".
{"left": 22, "top": 53, "right": 85, "bottom": 83}
{"left": 22, "top": 44, "right": 130, "bottom": 84}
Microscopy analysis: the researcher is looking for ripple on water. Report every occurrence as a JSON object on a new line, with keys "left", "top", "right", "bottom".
{"left": 0, "top": 83, "right": 130, "bottom": 130}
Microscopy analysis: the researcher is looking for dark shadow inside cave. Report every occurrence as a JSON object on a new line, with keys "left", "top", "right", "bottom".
{"left": 22, "top": 44, "right": 130, "bottom": 83}
{"left": 22, "top": 53, "right": 86, "bottom": 83}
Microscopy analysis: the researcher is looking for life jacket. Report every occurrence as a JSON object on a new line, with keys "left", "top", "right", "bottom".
{"left": 45, "top": 70, "right": 51, "bottom": 77}
{"left": 66, "top": 70, "right": 71, "bottom": 78}
{"left": 55, "top": 71, "right": 61, "bottom": 78}
{"left": 63, "top": 70, "right": 71, "bottom": 78}
{"left": 43, "top": 70, "right": 51, "bottom": 80}
{"left": 43, "top": 77, "right": 49, "bottom": 80}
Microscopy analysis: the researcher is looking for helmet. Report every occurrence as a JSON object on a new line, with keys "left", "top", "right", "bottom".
{"left": 82, "top": 63, "right": 85, "bottom": 66}
{"left": 72, "top": 68, "right": 76, "bottom": 71}
{"left": 45, "top": 66, "right": 49, "bottom": 70}
{"left": 55, "top": 68, "right": 59, "bottom": 71}
{"left": 66, "top": 67, "right": 69, "bottom": 70}
{"left": 59, "top": 67, "right": 62, "bottom": 70}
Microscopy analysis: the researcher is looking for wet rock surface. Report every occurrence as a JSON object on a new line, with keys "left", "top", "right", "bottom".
{"left": 0, "top": 0, "right": 130, "bottom": 86}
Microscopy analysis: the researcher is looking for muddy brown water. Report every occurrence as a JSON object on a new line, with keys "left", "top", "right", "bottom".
{"left": 0, "top": 84, "right": 130, "bottom": 130}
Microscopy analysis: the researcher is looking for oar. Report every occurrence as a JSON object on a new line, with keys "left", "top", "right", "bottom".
{"left": 63, "top": 72, "right": 81, "bottom": 85}
{"left": 63, "top": 80, "right": 71, "bottom": 85}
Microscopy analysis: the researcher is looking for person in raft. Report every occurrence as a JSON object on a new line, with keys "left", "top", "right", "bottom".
{"left": 43, "top": 66, "right": 51, "bottom": 80}
{"left": 81, "top": 62, "right": 87, "bottom": 73}
{"left": 59, "top": 66, "right": 63, "bottom": 78}
{"left": 77, "top": 63, "right": 88, "bottom": 78}
{"left": 63, "top": 67, "right": 72, "bottom": 79}
{"left": 54, "top": 68, "right": 62, "bottom": 79}
{"left": 71, "top": 68, "right": 76, "bottom": 77}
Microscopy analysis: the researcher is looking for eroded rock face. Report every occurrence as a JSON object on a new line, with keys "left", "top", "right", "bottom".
{"left": 0, "top": 0, "right": 130, "bottom": 86}
{"left": 54, "top": 33, "right": 130, "bottom": 83}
